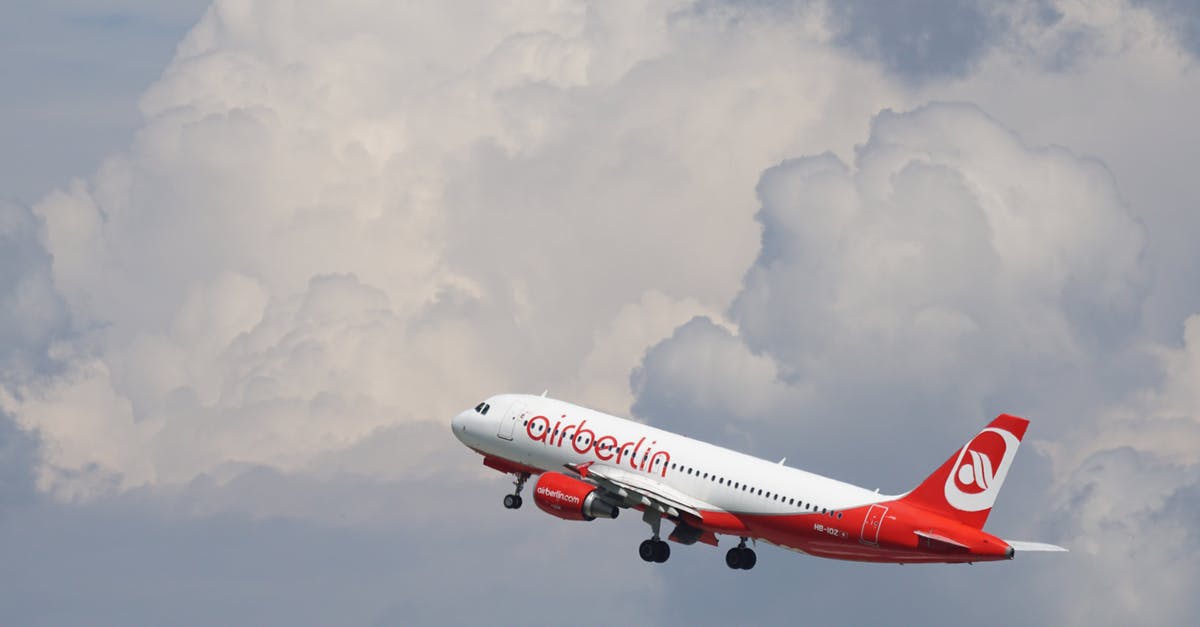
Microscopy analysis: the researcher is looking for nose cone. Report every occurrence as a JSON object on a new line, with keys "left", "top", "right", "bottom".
{"left": 451, "top": 409, "right": 472, "bottom": 443}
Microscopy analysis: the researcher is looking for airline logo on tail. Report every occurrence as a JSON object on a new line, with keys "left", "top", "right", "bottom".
{"left": 943, "top": 427, "right": 1020, "bottom": 511}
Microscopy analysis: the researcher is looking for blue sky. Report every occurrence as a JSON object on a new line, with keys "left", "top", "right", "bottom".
{"left": 0, "top": 1, "right": 210, "bottom": 204}
{"left": 2, "top": 2, "right": 1199, "bottom": 625}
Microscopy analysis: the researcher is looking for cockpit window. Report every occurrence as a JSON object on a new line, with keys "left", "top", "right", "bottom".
{"left": 474, "top": 402, "right": 491, "bottom": 414}
{"left": 481, "top": 403, "right": 490, "bottom": 415}
{"left": 474, "top": 403, "right": 484, "bottom": 413}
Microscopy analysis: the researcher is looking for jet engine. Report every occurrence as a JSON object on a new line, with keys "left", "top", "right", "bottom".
{"left": 532, "top": 472, "right": 619, "bottom": 521}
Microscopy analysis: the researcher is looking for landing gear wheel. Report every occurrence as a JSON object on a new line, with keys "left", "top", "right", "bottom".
{"left": 503, "top": 473, "right": 529, "bottom": 510}
{"left": 653, "top": 540, "right": 670, "bottom": 563}
{"left": 727, "top": 539, "right": 756, "bottom": 570}
{"left": 726, "top": 547, "right": 744, "bottom": 569}
{"left": 741, "top": 548, "right": 757, "bottom": 570}
{"left": 639, "top": 539, "right": 670, "bottom": 563}
{"left": 639, "top": 539, "right": 657, "bottom": 562}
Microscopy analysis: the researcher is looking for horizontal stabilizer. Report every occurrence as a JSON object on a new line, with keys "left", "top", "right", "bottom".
{"left": 1006, "top": 540, "right": 1068, "bottom": 552}
{"left": 914, "top": 530, "right": 970, "bottom": 549}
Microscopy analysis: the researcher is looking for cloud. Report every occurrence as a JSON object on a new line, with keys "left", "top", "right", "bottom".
{"left": 0, "top": 202, "right": 70, "bottom": 382}
{"left": 629, "top": 101, "right": 1198, "bottom": 627}
{"left": 0, "top": 411, "right": 39, "bottom": 519}
{"left": 0, "top": 471, "right": 666, "bottom": 627}
{"left": 829, "top": 0, "right": 1017, "bottom": 79}
{"left": 1136, "top": 0, "right": 1200, "bottom": 57}
{"left": 634, "top": 103, "right": 1146, "bottom": 481}
{"left": 3, "top": 0, "right": 910, "bottom": 498}
{"left": 3, "top": 1, "right": 1200, "bottom": 625}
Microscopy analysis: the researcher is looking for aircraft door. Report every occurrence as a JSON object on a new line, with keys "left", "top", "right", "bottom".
{"left": 497, "top": 401, "right": 524, "bottom": 441}
{"left": 860, "top": 504, "right": 887, "bottom": 545}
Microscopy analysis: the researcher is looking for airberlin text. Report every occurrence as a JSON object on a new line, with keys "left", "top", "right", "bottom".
{"left": 536, "top": 486, "right": 581, "bottom": 505}
{"left": 525, "top": 415, "right": 671, "bottom": 477}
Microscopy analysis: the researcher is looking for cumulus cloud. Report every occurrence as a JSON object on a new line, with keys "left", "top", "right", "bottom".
{"left": 635, "top": 102, "right": 1146, "bottom": 478}
{"left": 2, "top": 0, "right": 904, "bottom": 498}
{"left": 631, "top": 99, "right": 1197, "bottom": 627}
{"left": 3, "top": 1, "right": 1200, "bottom": 625}
{"left": 0, "top": 202, "right": 70, "bottom": 382}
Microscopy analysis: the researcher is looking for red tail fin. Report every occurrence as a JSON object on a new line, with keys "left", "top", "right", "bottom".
{"left": 901, "top": 414, "right": 1029, "bottom": 529}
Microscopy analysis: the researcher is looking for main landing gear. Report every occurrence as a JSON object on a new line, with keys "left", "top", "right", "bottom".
{"left": 639, "top": 538, "right": 670, "bottom": 563}
{"left": 638, "top": 510, "right": 671, "bottom": 564}
{"left": 503, "top": 472, "right": 529, "bottom": 510}
{"left": 725, "top": 538, "right": 757, "bottom": 570}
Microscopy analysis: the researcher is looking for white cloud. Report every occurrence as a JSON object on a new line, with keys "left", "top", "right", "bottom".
{"left": 3, "top": 1, "right": 1200, "bottom": 624}
{"left": 4, "top": 0, "right": 906, "bottom": 497}
{"left": 634, "top": 102, "right": 1146, "bottom": 471}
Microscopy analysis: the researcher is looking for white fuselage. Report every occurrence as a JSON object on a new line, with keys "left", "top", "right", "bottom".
{"left": 453, "top": 393, "right": 889, "bottom": 518}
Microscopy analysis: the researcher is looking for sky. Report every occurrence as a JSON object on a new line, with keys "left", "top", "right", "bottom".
{"left": 1, "top": 1, "right": 1198, "bottom": 625}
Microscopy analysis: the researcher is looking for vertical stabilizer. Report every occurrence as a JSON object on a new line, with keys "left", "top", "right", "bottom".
{"left": 900, "top": 414, "right": 1029, "bottom": 529}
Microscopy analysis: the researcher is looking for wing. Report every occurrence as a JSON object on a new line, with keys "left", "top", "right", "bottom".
{"left": 564, "top": 462, "right": 716, "bottom": 520}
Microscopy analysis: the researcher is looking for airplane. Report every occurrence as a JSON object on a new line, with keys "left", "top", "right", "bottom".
{"left": 451, "top": 393, "right": 1066, "bottom": 569}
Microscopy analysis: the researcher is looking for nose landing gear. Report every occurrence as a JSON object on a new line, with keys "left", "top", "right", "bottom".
{"left": 503, "top": 472, "right": 529, "bottom": 509}
{"left": 725, "top": 538, "right": 757, "bottom": 570}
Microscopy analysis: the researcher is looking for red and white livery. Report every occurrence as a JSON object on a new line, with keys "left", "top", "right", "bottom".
{"left": 451, "top": 394, "right": 1066, "bottom": 569}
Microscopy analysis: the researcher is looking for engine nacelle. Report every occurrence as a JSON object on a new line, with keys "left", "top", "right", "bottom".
{"left": 533, "top": 472, "right": 619, "bottom": 521}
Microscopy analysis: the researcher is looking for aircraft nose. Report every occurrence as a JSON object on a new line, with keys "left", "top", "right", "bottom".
{"left": 451, "top": 408, "right": 475, "bottom": 443}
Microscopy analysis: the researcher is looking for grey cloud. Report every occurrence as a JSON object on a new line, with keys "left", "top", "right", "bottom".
{"left": 1136, "top": 0, "right": 1200, "bottom": 57}
{"left": 705, "top": 0, "right": 1064, "bottom": 81}
{"left": 0, "top": 202, "right": 70, "bottom": 382}
{"left": 829, "top": 0, "right": 1013, "bottom": 80}
{"left": 636, "top": 102, "right": 1146, "bottom": 482}
{"left": 629, "top": 102, "right": 1199, "bottom": 625}
{"left": 631, "top": 316, "right": 795, "bottom": 450}
{"left": 0, "top": 411, "right": 40, "bottom": 519}
{"left": 1042, "top": 446, "right": 1200, "bottom": 624}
